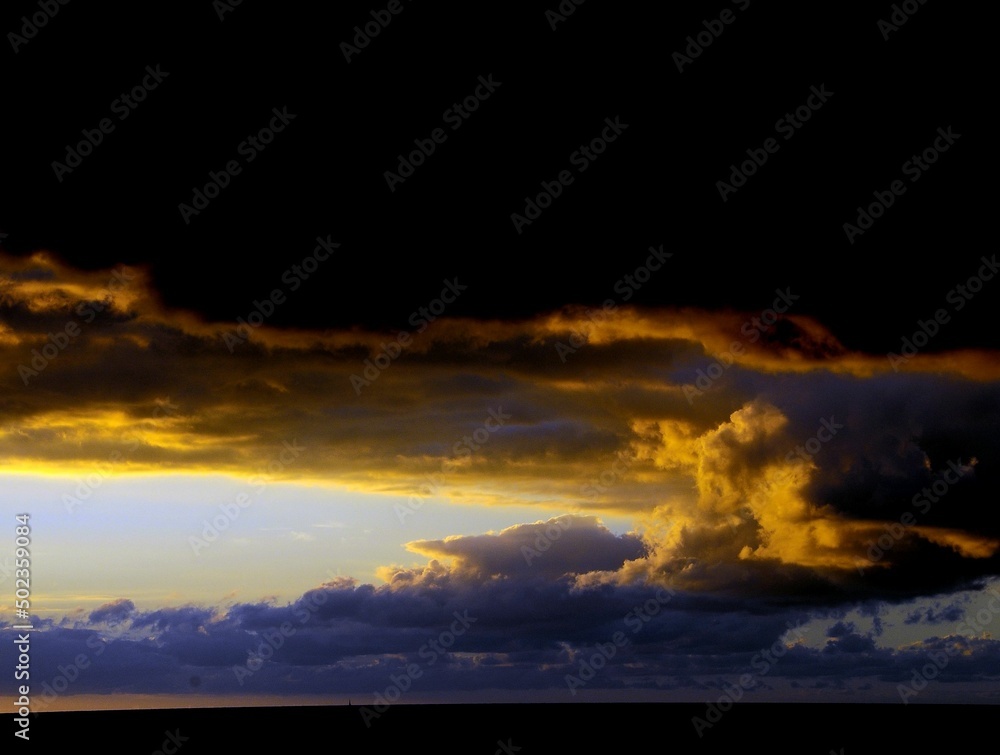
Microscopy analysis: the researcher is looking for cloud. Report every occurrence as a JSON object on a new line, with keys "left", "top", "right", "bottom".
{"left": 600, "top": 395, "right": 1000, "bottom": 601}
{"left": 826, "top": 621, "right": 856, "bottom": 638}
{"left": 2, "top": 254, "right": 1000, "bottom": 608}
{"left": 6, "top": 567, "right": 1000, "bottom": 704}
{"left": 904, "top": 603, "right": 966, "bottom": 625}
{"left": 88, "top": 599, "right": 135, "bottom": 625}
{"left": 398, "top": 515, "right": 646, "bottom": 581}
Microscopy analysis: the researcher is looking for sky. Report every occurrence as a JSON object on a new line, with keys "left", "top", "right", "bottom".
{"left": 0, "top": 0, "right": 997, "bottom": 714}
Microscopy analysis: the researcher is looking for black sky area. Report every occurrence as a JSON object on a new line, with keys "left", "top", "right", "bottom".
{"left": 1, "top": 0, "right": 992, "bottom": 353}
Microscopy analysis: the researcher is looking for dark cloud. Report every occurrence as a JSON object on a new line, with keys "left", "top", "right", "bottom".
{"left": 6, "top": 573, "right": 1000, "bottom": 704}
{"left": 404, "top": 515, "right": 646, "bottom": 580}
{"left": 826, "top": 621, "right": 856, "bottom": 638}
{"left": 823, "top": 633, "right": 877, "bottom": 654}
{"left": 130, "top": 605, "right": 217, "bottom": 632}
{"left": 904, "top": 603, "right": 966, "bottom": 625}
{"left": 3, "top": 256, "right": 1000, "bottom": 704}
{"left": 88, "top": 599, "right": 135, "bottom": 625}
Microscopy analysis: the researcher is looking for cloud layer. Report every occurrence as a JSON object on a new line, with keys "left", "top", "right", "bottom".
{"left": 3, "top": 253, "right": 1000, "bottom": 704}
{"left": 7, "top": 523, "right": 1000, "bottom": 706}
{"left": 2, "top": 253, "right": 999, "bottom": 598}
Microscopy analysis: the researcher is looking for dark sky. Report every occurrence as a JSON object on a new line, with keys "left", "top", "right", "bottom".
{"left": 1, "top": 0, "right": 992, "bottom": 350}
{"left": 4, "top": 2, "right": 1000, "bottom": 721}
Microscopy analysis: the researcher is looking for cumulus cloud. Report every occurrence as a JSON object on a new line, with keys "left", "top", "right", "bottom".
{"left": 88, "top": 599, "right": 135, "bottom": 625}
{"left": 6, "top": 572, "right": 1000, "bottom": 705}
{"left": 2, "top": 255, "right": 1000, "bottom": 600}
{"left": 3, "top": 254, "right": 1000, "bottom": 703}
{"left": 398, "top": 515, "right": 646, "bottom": 581}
